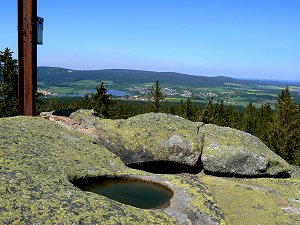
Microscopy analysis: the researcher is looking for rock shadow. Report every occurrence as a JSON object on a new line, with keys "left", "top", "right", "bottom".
{"left": 203, "top": 170, "right": 291, "bottom": 178}
{"left": 126, "top": 161, "right": 203, "bottom": 174}
{"left": 52, "top": 109, "right": 77, "bottom": 117}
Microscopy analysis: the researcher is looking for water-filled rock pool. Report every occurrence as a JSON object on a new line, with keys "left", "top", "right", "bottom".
{"left": 72, "top": 177, "right": 174, "bottom": 209}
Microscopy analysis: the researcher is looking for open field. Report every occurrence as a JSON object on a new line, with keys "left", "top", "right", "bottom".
{"left": 37, "top": 67, "right": 300, "bottom": 107}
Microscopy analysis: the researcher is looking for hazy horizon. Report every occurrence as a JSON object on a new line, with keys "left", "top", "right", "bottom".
{"left": 1, "top": 1, "right": 300, "bottom": 81}
{"left": 38, "top": 65, "right": 300, "bottom": 83}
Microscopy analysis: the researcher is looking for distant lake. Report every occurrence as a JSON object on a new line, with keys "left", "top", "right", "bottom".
{"left": 62, "top": 89, "right": 132, "bottom": 97}
{"left": 107, "top": 90, "right": 132, "bottom": 96}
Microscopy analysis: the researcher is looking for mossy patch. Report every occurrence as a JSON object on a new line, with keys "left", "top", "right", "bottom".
{"left": 201, "top": 175, "right": 300, "bottom": 225}
{"left": 201, "top": 124, "right": 290, "bottom": 176}
{"left": 2, "top": 114, "right": 299, "bottom": 225}
{"left": 69, "top": 110, "right": 289, "bottom": 176}
{"left": 0, "top": 116, "right": 177, "bottom": 224}
{"left": 72, "top": 112, "right": 204, "bottom": 166}
{"left": 164, "top": 174, "right": 226, "bottom": 224}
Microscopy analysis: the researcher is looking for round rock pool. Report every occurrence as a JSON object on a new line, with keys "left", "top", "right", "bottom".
{"left": 71, "top": 177, "right": 173, "bottom": 209}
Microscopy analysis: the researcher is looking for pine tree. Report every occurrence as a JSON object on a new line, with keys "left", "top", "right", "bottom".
{"left": 169, "top": 105, "right": 177, "bottom": 115}
{"left": 149, "top": 80, "right": 164, "bottom": 113}
{"left": 225, "top": 104, "right": 240, "bottom": 129}
{"left": 35, "top": 92, "right": 45, "bottom": 115}
{"left": 0, "top": 48, "right": 18, "bottom": 117}
{"left": 256, "top": 103, "right": 273, "bottom": 143}
{"left": 111, "top": 101, "right": 126, "bottom": 119}
{"left": 179, "top": 100, "right": 185, "bottom": 117}
{"left": 213, "top": 100, "right": 226, "bottom": 126}
{"left": 242, "top": 102, "right": 257, "bottom": 135}
{"left": 80, "top": 94, "right": 92, "bottom": 109}
{"left": 0, "top": 51, "right": 2, "bottom": 116}
{"left": 92, "top": 82, "right": 111, "bottom": 117}
{"left": 267, "top": 87, "right": 300, "bottom": 165}
{"left": 185, "top": 98, "right": 194, "bottom": 120}
{"left": 201, "top": 97, "right": 214, "bottom": 124}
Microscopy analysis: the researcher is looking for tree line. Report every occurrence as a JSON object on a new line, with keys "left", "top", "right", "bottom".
{"left": 38, "top": 80, "right": 300, "bottom": 166}
{"left": 0, "top": 48, "right": 299, "bottom": 166}
{"left": 0, "top": 48, "right": 18, "bottom": 117}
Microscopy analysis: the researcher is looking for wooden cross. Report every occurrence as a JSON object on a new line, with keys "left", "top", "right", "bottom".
{"left": 18, "top": 0, "right": 37, "bottom": 115}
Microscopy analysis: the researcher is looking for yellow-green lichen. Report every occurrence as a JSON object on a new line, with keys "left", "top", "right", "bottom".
{"left": 164, "top": 174, "right": 226, "bottom": 224}
{"left": 0, "top": 116, "right": 177, "bottom": 224}
{"left": 201, "top": 124, "right": 290, "bottom": 175}
{"left": 201, "top": 175, "right": 300, "bottom": 225}
{"left": 75, "top": 112, "right": 203, "bottom": 166}
{"left": 2, "top": 114, "right": 299, "bottom": 225}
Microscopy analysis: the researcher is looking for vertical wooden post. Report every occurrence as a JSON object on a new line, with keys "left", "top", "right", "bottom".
{"left": 18, "top": 0, "right": 37, "bottom": 116}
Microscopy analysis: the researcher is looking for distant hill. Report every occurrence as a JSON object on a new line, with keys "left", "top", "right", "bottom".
{"left": 38, "top": 66, "right": 297, "bottom": 87}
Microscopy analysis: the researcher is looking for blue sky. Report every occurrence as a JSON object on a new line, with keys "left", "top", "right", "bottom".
{"left": 1, "top": 0, "right": 300, "bottom": 80}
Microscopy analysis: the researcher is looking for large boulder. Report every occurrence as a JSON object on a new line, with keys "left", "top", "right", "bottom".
{"left": 74, "top": 112, "right": 204, "bottom": 166}
{"left": 2, "top": 114, "right": 299, "bottom": 224}
{"left": 200, "top": 124, "right": 290, "bottom": 176}
{"left": 69, "top": 110, "right": 290, "bottom": 176}
{"left": 0, "top": 116, "right": 223, "bottom": 225}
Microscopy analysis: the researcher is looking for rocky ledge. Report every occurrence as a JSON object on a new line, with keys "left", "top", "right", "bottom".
{"left": 68, "top": 110, "right": 290, "bottom": 176}
{"left": 1, "top": 112, "right": 299, "bottom": 225}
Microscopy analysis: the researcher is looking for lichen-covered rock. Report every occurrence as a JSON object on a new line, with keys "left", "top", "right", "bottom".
{"left": 200, "top": 124, "right": 291, "bottom": 176}
{"left": 69, "top": 110, "right": 290, "bottom": 176}
{"left": 1, "top": 115, "right": 300, "bottom": 225}
{"left": 201, "top": 175, "right": 300, "bottom": 225}
{"left": 80, "top": 113, "right": 204, "bottom": 166}
{"left": 0, "top": 116, "right": 177, "bottom": 224}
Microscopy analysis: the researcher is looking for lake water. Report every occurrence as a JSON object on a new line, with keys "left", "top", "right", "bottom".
{"left": 79, "top": 179, "right": 173, "bottom": 209}
{"left": 107, "top": 90, "right": 132, "bottom": 96}
{"left": 63, "top": 89, "right": 132, "bottom": 97}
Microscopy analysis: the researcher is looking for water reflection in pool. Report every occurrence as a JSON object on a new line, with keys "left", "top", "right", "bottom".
{"left": 73, "top": 178, "right": 173, "bottom": 209}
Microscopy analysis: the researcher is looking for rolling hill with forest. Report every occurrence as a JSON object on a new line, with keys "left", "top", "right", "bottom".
{"left": 37, "top": 66, "right": 300, "bottom": 107}
{"left": 38, "top": 66, "right": 299, "bottom": 87}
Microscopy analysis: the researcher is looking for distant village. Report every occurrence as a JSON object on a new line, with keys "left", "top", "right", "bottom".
{"left": 38, "top": 85, "right": 221, "bottom": 102}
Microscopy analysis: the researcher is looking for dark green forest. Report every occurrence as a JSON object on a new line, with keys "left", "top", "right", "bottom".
{"left": 38, "top": 66, "right": 299, "bottom": 87}
{"left": 1, "top": 49, "right": 299, "bottom": 166}
{"left": 36, "top": 83, "right": 300, "bottom": 167}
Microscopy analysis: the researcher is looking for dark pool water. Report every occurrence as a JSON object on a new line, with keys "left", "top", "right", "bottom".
{"left": 80, "top": 179, "right": 173, "bottom": 209}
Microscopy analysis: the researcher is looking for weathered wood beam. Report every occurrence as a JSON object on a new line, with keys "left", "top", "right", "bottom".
{"left": 18, "top": 0, "right": 37, "bottom": 116}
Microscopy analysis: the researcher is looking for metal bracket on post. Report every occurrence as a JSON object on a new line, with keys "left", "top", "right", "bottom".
{"left": 18, "top": 0, "right": 37, "bottom": 116}
{"left": 37, "top": 17, "right": 44, "bottom": 45}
